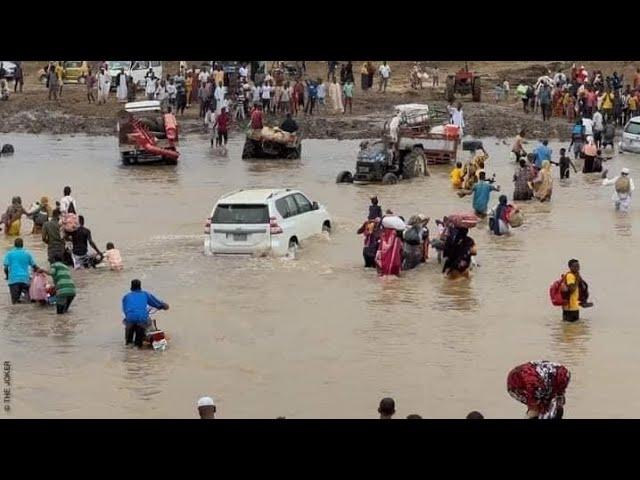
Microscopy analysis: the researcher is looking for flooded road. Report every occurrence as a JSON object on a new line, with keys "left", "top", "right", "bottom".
{"left": 1, "top": 132, "right": 639, "bottom": 418}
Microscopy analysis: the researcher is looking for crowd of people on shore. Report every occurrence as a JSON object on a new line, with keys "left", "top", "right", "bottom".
{"left": 0, "top": 60, "right": 397, "bottom": 123}
{"left": 514, "top": 65, "right": 640, "bottom": 125}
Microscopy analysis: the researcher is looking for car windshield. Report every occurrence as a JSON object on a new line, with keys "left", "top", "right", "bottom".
{"left": 108, "top": 61, "right": 130, "bottom": 70}
{"left": 625, "top": 121, "right": 640, "bottom": 136}
{"left": 64, "top": 61, "right": 83, "bottom": 68}
{"left": 212, "top": 204, "right": 269, "bottom": 224}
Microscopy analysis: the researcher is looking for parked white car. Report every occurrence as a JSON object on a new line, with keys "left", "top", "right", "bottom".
{"left": 204, "top": 188, "right": 332, "bottom": 257}
{"left": 107, "top": 61, "right": 163, "bottom": 90}
{"left": 619, "top": 116, "right": 640, "bottom": 154}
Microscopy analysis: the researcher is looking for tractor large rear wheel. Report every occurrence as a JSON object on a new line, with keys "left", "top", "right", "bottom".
{"left": 402, "top": 151, "right": 425, "bottom": 179}
{"left": 445, "top": 76, "right": 455, "bottom": 102}
{"left": 472, "top": 77, "right": 481, "bottom": 102}
{"left": 402, "top": 152, "right": 415, "bottom": 179}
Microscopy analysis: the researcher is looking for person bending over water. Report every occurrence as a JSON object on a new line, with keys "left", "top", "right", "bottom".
{"left": 121, "top": 279, "right": 170, "bottom": 348}
{"left": 531, "top": 160, "right": 553, "bottom": 202}
{"left": 442, "top": 227, "right": 477, "bottom": 279}
{"left": 489, "top": 195, "right": 510, "bottom": 236}
{"left": 602, "top": 167, "right": 634, "bottom": 212}
{"left": 507, "top": 361, "right": 570, "bottom": 419}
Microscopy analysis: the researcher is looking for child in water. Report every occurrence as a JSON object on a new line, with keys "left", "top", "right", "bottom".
{"left": 450, "top": 162, "right": 464, "bottom": 189}
{"left": 103, "top": 242, "right": 123, "bottom": 271}
{"left": 368, "top": 196, "right": 382, "bottom": 220}
{"left": 552, "top": 148, "right": 577, "bottom": 179}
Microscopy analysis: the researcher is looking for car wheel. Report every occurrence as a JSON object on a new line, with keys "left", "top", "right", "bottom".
{"left": 336, "top": 170, "right": 353, "bottom": 183}
{"left": 322, "top": 221, "right": 331, "bottom": 234}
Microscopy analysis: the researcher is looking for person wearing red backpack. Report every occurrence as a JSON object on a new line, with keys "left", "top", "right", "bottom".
{"left": 562, "top": 259, "right": 583, "bottom": 322}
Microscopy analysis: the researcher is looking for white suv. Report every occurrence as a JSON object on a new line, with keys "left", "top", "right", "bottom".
{"left": 619, "top": 116, "right": 640, "bottom": 154}
{"left": 204, "top": 188, "right": 332, "bottom": 257}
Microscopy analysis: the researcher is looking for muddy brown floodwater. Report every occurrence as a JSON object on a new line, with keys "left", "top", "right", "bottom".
{"left": 0, "top": 133, "right": 639, "bottom": 418}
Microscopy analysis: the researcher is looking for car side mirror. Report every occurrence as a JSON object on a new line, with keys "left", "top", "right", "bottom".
{"left": 312, "top": 201, "right": 319, "bottom": 210}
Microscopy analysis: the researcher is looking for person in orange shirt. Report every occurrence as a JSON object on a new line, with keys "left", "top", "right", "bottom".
{"left": 629, "top": 92, "right": 639, "bottom": 118}
{"left": 450, "top": 162, "right": 464, "bottom": 189}
{"left": 601, "top": 88, "right": 615, "bottom": 122}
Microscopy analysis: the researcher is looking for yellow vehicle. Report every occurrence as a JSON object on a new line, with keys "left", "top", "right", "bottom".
{"left": 62, "top": 61, "right": 89, "bottom": 84}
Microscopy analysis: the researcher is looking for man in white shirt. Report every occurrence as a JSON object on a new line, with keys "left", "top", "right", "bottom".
{"left": 260, "top": 81, "right": 271, "bottom": 111}
{"left": 447, "top": 102, "right": 465, "bottom": 136}
{"left": 239, "top": 64, "right": 248, "bottom": 82}
{"left": 214, "top": 82, "right": 226, "bottom": 114}
{"left": 378, "top": 61, "right": 391, "bottom": 93}
{"left": 251, "top": 82, "right": 260, "bottom": 105}
{"left": 221, "top": 94, "right": 230, "bottom": 113}
{"left": 581, "top": 116, "right": 594, "bottom": 137}
{"left": 155, "top": 80, "right": 168, "bottom": 106}
{"left": 166, "top": 79, "right": 177, "bottom": 107}
{"left": 603, "top": 167, "right": 634, "bottom": 212}
{"left": 97, "top": 68, "right": 111, "bottom": 105}
{"left": 145, "top": 74, "right": 157, "bottom": 101}
{"left": 592, "top": 108, "right": 604, "bottom": 148}
{"left": 205, "top": 107, "right": 217, "bottom": 146}
{"left": 198, "top": 68, "right": 209, "bottom": 88}
{"left": 553, "top": 70, "right": 566, "bottom": 88}
{"left": 59, "top": 186, "right": 77, "bottom": 215}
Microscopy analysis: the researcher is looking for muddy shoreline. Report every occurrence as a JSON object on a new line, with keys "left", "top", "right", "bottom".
{"left": 5, "top": 58, "right": 638, "bottom": 141}
{"left": 0, "top": 101, "right": 575, "bottom": 141}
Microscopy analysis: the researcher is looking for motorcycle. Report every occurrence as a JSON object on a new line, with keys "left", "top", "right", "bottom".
{"left": 142, "top": 308, "right": 168, "bottom": 351}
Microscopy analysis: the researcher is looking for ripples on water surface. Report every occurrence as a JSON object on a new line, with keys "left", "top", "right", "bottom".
{"left": 1, "top": 133, "right": 639, "bottom": 418}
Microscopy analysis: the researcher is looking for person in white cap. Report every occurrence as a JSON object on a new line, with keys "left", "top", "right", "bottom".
{"left": 603, "top": 167, "right": 634, "bottom": 212}
{"left": 197, "top": 396, "right": 216, "bottom": 419}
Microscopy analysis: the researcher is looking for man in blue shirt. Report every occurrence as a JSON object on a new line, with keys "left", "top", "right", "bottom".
{"left": 533, "top": 140, "right": 552, "bottom": 169}
{"left": 122, "top": 279, "right": 169, "bottom": 347}
{"left": 3, "top": 237, "right": 38, "bottom": 304}
{"left": 472, "top": 172, "right": 500, "bottom": 216}
{"left": 304, "top": 80, "right": 317, "bottom": 116}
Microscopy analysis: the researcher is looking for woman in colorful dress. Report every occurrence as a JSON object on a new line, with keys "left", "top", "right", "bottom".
{"left": 507, "top": 361, "right": 570, "bottom": 419}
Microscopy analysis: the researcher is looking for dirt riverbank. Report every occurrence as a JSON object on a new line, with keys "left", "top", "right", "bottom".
{"left": 1, "top": 60, "right": 637, "bottom": 140}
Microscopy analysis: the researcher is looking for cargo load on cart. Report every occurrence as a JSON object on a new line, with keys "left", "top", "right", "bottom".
{"left": 242, "top": 126, "right": 302, "bottom": 159}
{"left": 117, "top": 100, "right": 180, "bottom": 165}
{"left": 386, "top": 103, "right": 461, "bottom": 165}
